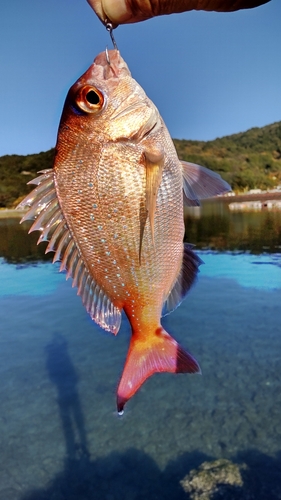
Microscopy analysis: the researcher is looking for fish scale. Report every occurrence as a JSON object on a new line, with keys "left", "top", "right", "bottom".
{"left": 18, "top": 49, "right": 231, "bottom": 412}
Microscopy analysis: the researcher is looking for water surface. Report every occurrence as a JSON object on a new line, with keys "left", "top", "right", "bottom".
{"left": 0, "top": 209, "right": 281, "bottom": 499}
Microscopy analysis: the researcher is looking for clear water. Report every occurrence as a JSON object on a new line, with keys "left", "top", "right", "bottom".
{"left": 0, "top": 211, "right": 281, "bottom": 499}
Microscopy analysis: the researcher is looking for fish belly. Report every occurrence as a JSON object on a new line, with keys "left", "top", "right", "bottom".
{"left": 54, "top": 140, "right": 184, "bottom": 312}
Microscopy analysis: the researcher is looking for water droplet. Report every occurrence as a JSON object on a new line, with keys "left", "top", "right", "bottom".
{"left": 114, "top": 234, "right": 118, "bottom": 239}
{"left": 106, "top": 251, "right": 111, "bottom": 256}
{"left": 98, "top": 225, "right": 102, "bottom": 231}
{"left": 113, "top": 260, "right": 116, "bottom": 265}
{"left": 93, "top": 203, "right": 97, "bottom": 209}
{"left": 90, "top": 214, "right": 94, "bottom": 221}
{"left": 116, "top": 273, "right": 120, "bottom": 277}
{"left": 88, "top": 182, "right": 93, "bottom": 187}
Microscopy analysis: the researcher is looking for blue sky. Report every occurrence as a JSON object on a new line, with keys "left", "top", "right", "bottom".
{"left": 1, "top": 0, "right": 280, "bottom": 157}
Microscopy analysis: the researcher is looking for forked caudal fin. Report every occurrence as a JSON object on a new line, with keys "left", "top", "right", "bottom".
{"left": 117, "top": 327, "right": 200, "bottom": 414}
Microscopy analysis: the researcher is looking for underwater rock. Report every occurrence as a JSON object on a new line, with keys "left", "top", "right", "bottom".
{"left": 180, "top": 458, "right": 250, "bottom": 500}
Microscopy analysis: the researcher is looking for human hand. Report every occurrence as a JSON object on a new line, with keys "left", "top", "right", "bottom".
{"left": 87, "top": 0, "right": 270, "bottom": 26}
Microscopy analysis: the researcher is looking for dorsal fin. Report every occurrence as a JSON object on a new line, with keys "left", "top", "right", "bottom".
{"left": 17, "top": 169, "right": 122, "bottom": 335}
{"left": 162, "top": 243, "right": 203, "bottom": 316}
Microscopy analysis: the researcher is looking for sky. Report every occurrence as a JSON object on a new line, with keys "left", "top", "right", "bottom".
{"left": 1, "top": 0, "right": 280, "bottom": 157}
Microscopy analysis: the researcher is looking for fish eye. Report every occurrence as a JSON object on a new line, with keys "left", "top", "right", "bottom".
{"left": 75, "top": 85, "right": 104, "bottom": 114}
{"left": 86, "top": 90, "right": 100, "bottom": 105}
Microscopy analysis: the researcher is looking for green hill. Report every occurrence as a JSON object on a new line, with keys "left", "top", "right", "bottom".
{"left": 174, "top": 121, "right": 281, "bottom": 191}
{"left": 1, "top": 121, "right": 281, "bottom": 208}
{"left": 0, "top": 149, "right": 55, "bottom": 208}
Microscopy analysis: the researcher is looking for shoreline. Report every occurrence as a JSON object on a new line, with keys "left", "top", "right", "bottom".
{"left": 215, "top": 190, "right": 281, "bottom": 204}
{"left": 1, "top": 191, "right": 281, "bottom": 219}
{"left": 0, "top": 209, "right": 26, "bottom": 219}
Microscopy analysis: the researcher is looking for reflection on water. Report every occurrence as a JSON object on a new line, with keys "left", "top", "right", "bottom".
{"left": 185, "top": 200, "right": 281, "bottom": 254}
{"left": 1, "top": 202, "right": 280, "bottom": 265}
{"left": 0, "top": 217, "right": 50, "bottom": 263}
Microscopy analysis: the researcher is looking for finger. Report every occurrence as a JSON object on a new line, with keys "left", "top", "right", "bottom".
{"left": 86, "top": 0, "right": 270, "bottom": 26}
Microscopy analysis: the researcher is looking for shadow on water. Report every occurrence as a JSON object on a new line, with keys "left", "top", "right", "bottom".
{"left": 20, "top": 447, "right": 281, "bottom": 500}
{"left": 20, "top": 449, "right": 211, "bottom": 500}
{"left": 45, "top": 334, "right": 90, "bottom": 461}
{"left": 21, "top": 337, "right": 281, "bottom": 500}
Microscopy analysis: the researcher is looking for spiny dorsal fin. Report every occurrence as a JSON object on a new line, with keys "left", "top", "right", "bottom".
{"left": 17, "top": 169, "right": 121, "bottom": 334}
{"left": 162, "top": 243, "right": 203, "bottom": 316}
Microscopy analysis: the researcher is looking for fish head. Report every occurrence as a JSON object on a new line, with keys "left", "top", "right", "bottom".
{"left": 57, "top": 50, "right": 161, "bottom": 146}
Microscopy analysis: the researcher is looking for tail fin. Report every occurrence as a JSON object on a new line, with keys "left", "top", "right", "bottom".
{"left": 117, "top": 327, "right": 200, "bottom": 413}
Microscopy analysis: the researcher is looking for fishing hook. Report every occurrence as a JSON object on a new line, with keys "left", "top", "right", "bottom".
{"left": 105, "top": 46, "right": 110, "bottom": 65}
{"left": 105, "top": 21, "right": 118, "bottom": 50}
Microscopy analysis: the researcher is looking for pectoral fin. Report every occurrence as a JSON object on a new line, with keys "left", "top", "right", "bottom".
{"left": 141, "top": 145, "right": 164, "bottom": 254}
{"left": 181, "top": 160, "right": 231, "bottom": 205}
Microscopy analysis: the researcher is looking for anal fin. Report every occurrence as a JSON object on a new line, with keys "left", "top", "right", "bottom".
{"left": 162, "top": 244, "right": 203, "bottom": 316}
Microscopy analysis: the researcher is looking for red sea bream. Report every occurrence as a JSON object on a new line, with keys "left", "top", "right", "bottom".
{"left": 18, "top": 50, "right": 230, "bottom": 413}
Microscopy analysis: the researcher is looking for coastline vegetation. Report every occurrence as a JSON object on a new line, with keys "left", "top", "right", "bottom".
{"left": 1, "top": 121, "right": 281, "bottom": 208}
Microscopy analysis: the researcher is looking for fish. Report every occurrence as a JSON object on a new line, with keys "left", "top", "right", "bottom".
{"left": 18, "top": 50, "right": 230, "bottom": 413}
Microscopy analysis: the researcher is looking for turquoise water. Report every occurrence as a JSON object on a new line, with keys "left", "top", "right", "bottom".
{"left": 1, "top": 249, "right": 281, "bottom": 499}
